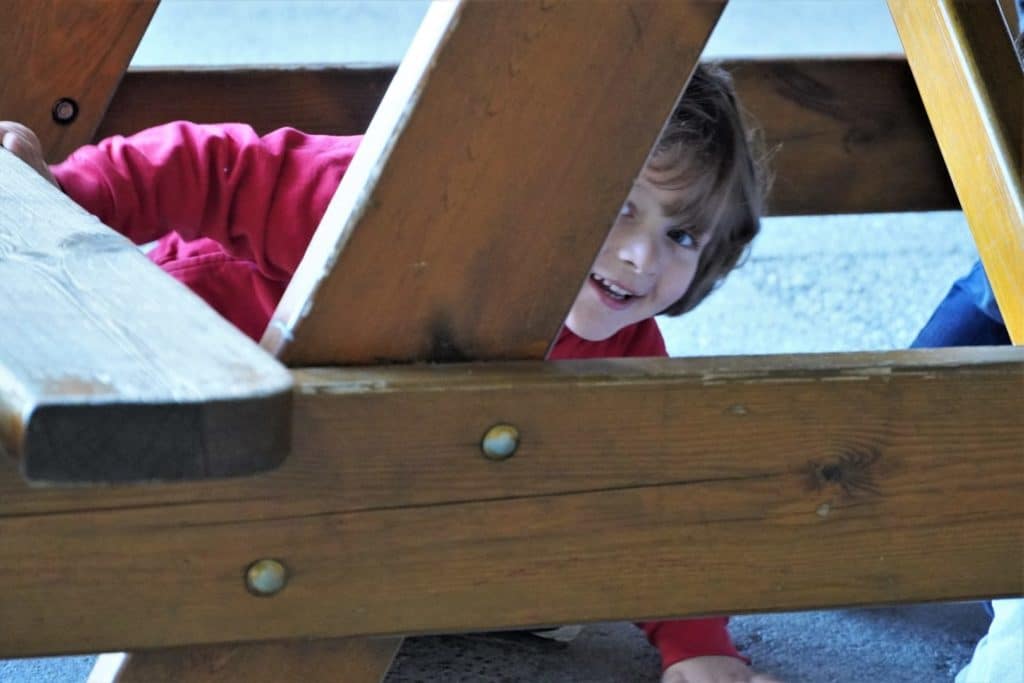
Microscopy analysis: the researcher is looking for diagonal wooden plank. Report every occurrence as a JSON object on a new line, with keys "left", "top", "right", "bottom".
{"left": 0, "top": 348, "right": 1020, "bottom": 656}
{"left": 0, "top": 148, "right": 292, "bottom": 483}
{"left": 888, "top": 0, "right": 1024, "bottom": 341}
{"left": 0, "top": 0, "right": 158, "bottom": 164}
{"left": 262, "top": 0, "right": 725, "bottom": 365}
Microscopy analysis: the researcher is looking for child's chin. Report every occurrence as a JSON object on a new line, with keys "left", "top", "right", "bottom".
{"left": 564, "top": 319, "right": 618, "bottom": 342}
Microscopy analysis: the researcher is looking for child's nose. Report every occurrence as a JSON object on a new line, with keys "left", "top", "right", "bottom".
{"left": 616, "top": 230, "right": 657, "bottom": 274}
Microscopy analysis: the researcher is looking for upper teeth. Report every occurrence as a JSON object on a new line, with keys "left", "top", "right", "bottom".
{"left": 594, "top": 275, "right": 632, "bottom": 297}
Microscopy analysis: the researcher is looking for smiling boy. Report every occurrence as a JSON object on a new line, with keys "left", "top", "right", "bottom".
{"left": 2, "top": 62, "right": 773, "bottom": 683}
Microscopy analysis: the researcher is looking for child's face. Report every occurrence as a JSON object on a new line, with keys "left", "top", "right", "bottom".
{"left": 565, "top": 166, "right": 707, "bottom": 341}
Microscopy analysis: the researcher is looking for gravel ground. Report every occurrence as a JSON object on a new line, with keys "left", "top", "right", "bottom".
{"left": 383, "top": 602, "right": 991, "bottom": 683}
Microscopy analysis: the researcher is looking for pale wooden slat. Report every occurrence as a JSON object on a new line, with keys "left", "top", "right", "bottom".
{"left": 0, "top": 0, "right": 157, "bottom": 164}
{"left": 262, "top": 0, "right": 725, "bottom": 365}
{"left": 88, "top": 638, "right": 401, "bottom": 683}
{"left": 888, "top": 0, "right": 1024, "bottom": 341}
{"left": 94, "top": 58, "right": 958, "bottom": 217}
{"left": 0, "top": 149, "right": 293, "bottom": 482}
{"left": 0, "top": 348, "right": 1020, "bottom": 656}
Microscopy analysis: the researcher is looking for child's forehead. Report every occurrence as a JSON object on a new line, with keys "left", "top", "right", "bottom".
{"left": 635, "top": 166, "right": 698, "bottom": 218}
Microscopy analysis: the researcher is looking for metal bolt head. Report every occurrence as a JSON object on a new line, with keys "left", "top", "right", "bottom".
{"left": 51, "top": 98, "right": 79, "bottom": 125}
{"left": 246, "top": 559, "right": 287, "bottom": 596}
{"left": 481, "top": 424, "right": 519, "bottom": 460}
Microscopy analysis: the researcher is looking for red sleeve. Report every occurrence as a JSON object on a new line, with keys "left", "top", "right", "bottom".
{"left": 52, "top": 122, "right": 360, "bottom": 281}
{"left": 638, "top": 617, "right": 747, "bottom": 671}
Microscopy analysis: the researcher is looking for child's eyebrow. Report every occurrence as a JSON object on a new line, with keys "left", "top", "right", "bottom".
{"left": 631, "top": 181, "right": 714, "bottom": 235}
{"left": 659, "top": 196, "right": 714, "bottom": 236}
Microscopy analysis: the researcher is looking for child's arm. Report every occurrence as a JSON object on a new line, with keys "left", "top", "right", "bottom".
{"left": 51, "top": 121, "right": 360, "bottom": 281}
{"left": 0, "top": 121, "right": 59, "bottom": 188}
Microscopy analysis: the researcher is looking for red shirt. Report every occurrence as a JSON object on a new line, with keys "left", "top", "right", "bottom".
{"left": 53, "top": 122, "right": 742, "bottom": 670}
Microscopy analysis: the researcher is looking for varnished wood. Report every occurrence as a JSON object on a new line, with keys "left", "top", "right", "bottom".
{"left": 93, "top": 58, "right": 957, "bottom": 217}
{"left": 89, "top": 637, "right": 401, "bottom": 683}
{"left": 262, "top": 0, "right": 726, "bottom": 365}
{"left": 997, "top": 0, "right": 1018, "bottom": 35}
{"left": 0, "top": 148, "right": 292, "bottom": 482}
{"left": 1, "top": 348, "right": 1020, "bottom": 656}
{"left": 889, "top": 0, "right": 1024, "bottom": 341}
{"left": 731, "top": 57, "right": 956, "bottom": 216}
{"left": 96, "top": 66, "right": 393, "bottom": 145}
{"left": 1, "top": 0, "right": 157, "bottom": 163}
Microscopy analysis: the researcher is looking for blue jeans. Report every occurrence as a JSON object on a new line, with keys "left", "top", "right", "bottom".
{"left": 910, "top": 261, "right": 1009, "bottom": 348}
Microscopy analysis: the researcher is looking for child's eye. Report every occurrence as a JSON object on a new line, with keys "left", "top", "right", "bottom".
{"left": 667, "top": 227, "right": 699, "bottom": 249}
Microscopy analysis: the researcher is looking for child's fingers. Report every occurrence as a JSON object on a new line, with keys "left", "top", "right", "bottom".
{"left": 0, "top": 121, "right": 41, "bottom": 156}
{"left": 0, "top": 121, "right": 59, "bottom": 188}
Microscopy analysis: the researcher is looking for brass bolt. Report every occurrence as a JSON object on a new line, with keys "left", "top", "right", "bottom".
{"left": 481, "top": 424, "right": 519, "bottom": 460}
{"left": 246, "top": 559, "right": 288, "bottom": 596}
{"left": 51, "top": 98, "right": 79, "bottom": 125}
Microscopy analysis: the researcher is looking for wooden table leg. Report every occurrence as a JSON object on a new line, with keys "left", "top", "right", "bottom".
{"left": 88, "top": 637, "right": 403, "bottom": 683}
{"left": 888, "top": 0, "right": 1024, "bottom": 340}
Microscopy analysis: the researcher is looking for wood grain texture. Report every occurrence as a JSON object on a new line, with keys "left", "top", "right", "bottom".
{"left": 1, "top": 0, "right": 157, "bottom": 163}
{"left": 0, "top": 348, "right": 1020, "bottom": 656}
{"left": 889, "top": 0, "right": 1024, "bottom": 341}
{"left": 730, "top": 57, "right": 957, "bottom": 216}
{"left": 0, "top": 150, "right": 293, "bottom": 482}
{"left": 88, "top": 637, "right": 401, "bottom": 683}
{"left": 94, "top": 58, "right": 958, "bottom": 217}
{"left": 262, "top": 0, "right": 725, "bottom": 365}
{"left": 96, "top": 66, "right": 394, "bottom": 144}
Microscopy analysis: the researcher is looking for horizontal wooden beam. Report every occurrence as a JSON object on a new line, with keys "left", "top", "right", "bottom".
{"left": 90, "top": 636, "right": 402, "bottom": 683}
{"left": 95, "top": 57, "right": 957, "bottom": 217}
{"left": 1, "top": 348, "right": 1020, "bottom": 656}
{"left": 0, "top": 148, "right": 293, "bottom": 483}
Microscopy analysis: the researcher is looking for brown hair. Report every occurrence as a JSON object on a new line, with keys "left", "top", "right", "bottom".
{"left": 647, "top": 62, "right": 768, "bottom": 316}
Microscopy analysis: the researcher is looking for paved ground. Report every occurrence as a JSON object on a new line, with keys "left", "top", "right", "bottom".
{"left": 2, "top": 2, "right": 1003, "bottom": 681}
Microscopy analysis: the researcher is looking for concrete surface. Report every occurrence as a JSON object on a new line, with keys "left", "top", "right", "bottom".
{"left": 2, "top": 2, "right": 1005, "bottom": 681}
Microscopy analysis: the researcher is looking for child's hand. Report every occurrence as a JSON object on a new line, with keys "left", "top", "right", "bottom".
{"left": 0, "top": 121, "right": 58, "bottom": 188}
{"left": 662, "top": 656, "right": 783, "bottom": 683}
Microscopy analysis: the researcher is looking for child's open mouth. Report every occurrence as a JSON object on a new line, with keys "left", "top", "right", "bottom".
{"left": 589, "top": 273, "right": 637, "bottom": 309}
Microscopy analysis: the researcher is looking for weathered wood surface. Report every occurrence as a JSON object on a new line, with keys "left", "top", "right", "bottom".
{"left": 97, "top": 57, "right": 958, "bottom": 217}
{"left": 96, "top": 66, "right": 393, "bottom": 145}
{"left": 262, "top": 0, "right": 726, "bottom": 365}
{"left": 730, "top": 57, "right": 956, "bottom": 216}
{"left": 89, "top": 637, "right": 401, "bottom": 683}
{"left": 0, "top": 149, "right": 293, "bottom": 482}
{"left": 0, "top": 0, "right": 157, "bottom": 164}
{"left": 1, "top": 348, "right": 1020, "bottom": 656}
{"left": 889, "top": 0, "right": 1024, "bottom": 342}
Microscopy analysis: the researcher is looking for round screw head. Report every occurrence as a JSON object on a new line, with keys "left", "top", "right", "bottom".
{"left": 51, "top": 98, "right": 79, "bottom": 125}
{"left": 481, "top": 424, "right": 519, "bottom": 460}
{"left": 246, "top": 559, "right": 288, "bottom": 596}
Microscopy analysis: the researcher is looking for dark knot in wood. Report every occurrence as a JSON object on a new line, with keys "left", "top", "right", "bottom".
{"left": 807, "top": 447, "right": 882, "bottom": 498}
